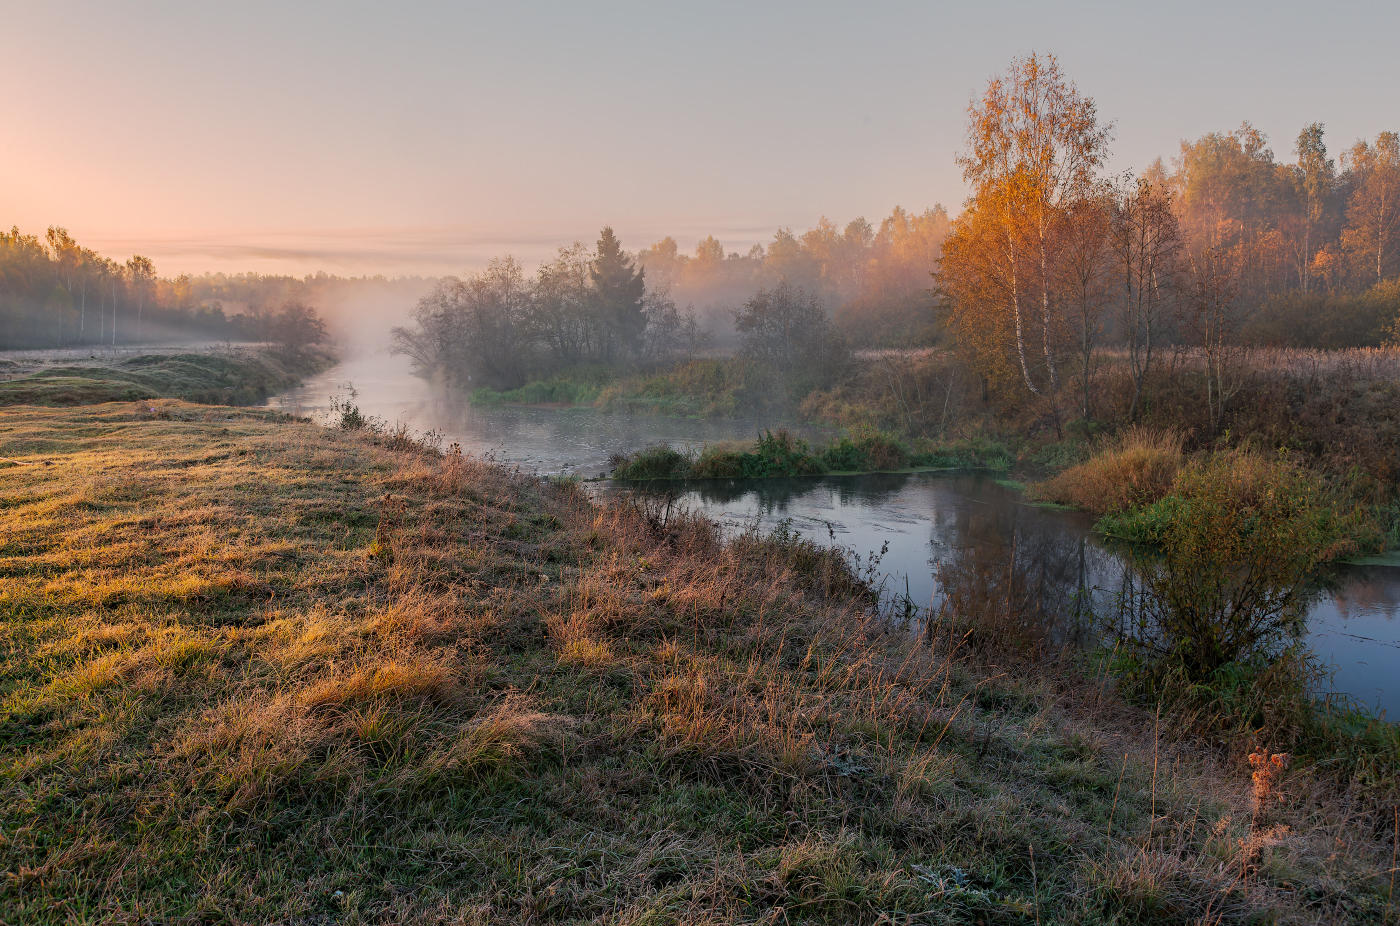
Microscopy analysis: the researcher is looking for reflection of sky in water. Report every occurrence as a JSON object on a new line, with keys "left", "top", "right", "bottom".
{"left": 271, "top": 354, "right": 1400, "bottom": 719}
{"left": 1305, "top": 572, "right": 1400, "bottom": 716}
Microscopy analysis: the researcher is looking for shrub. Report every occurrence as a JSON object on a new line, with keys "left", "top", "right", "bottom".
{"left": 609, "top": 443, "right": 689, "bottom": 480}
{"left": 750, "top": 429, "right": 827, "bottom": 476}
{"left": 1028, "top": 427, "right": 1181, "bottom": 515}
{"left": 687, "top": 430, "right": 827, "bottom": 480}
{"left": 818, "top": 437, "right": 868, "bottom": 472}
{"left": 818, "top": 430, "right": 907, "bottom": 471}
{"left": 686, "top": 444, "right": 748, "bottom": 479}
{"left": 1114, "top": 452, "right": 1380, "bottom": 679}
{"left": 330, "top": 396, "right": 384, "bottom": 432}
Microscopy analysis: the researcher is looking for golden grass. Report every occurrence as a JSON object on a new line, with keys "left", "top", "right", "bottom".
{"left": 300, "top": 658, "right": 461, "bottom": 711}
{"left": 1029, "top": 426, "right": 1184, "bottom": 515}
{"left": 0, "top": 400, "right": 1392, "bottom": 923}
{"left": 408, "top": 695, "right": 574, "bottom": 789}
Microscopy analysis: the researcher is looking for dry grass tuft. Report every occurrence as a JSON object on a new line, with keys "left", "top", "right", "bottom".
{"left": 1030, "top": 426, "right": 1183, "bottom": 515}
{"left": 302, "top": 659, "right": 461, "bottom": 711}
{"left": 408, "top": 695, "right": 573, "bottom": 787}
{"left": 548, "top": 611, "right": 615, "bottom": 669}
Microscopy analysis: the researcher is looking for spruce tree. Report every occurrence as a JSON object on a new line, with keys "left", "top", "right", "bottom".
{"left": 590, "top": 226, "right": 646, "bottom": 360}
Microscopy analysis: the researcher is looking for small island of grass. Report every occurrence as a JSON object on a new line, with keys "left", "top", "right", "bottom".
{"left": 609, "top": 428, "right": 1014, "bottom": 481}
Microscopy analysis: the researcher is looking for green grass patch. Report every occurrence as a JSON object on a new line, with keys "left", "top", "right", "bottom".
{"left": 611, "top": 429, "right": 1014, "bottom": 481}
{"left": 468, "top": 358, "right": 815, "bottom": 419}
{"left": 471, "top": 378, "right": 605, "bottom": 407}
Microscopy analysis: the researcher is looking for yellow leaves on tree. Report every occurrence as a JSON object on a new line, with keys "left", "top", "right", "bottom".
{"left": 940, "top": 53, "right": 1112, "bottom": 405}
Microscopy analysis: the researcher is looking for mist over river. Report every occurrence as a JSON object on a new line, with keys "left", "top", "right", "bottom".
{"left": 270, "top": 351, "right": 1400, "bottom": 717}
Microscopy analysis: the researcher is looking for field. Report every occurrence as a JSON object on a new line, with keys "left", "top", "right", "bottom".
{"left": 0, "top": 402, "right": 1395, "bottom": 923}
{"left": 0, "top": 346, "right": 333, "bottom": 408}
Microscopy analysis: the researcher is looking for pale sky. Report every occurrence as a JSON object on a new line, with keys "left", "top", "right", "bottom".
{"left": 4, "top": 1, "right": 1397, "bottom": 277}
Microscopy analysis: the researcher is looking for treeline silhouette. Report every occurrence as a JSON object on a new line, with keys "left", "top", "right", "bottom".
{"left": 1152, "top": 122, "right": 1399, "bottom": 348}
{"left": 395, "top": 110, "right": 1398, "bottom": 391}
{"left": 391, "top": 228, "right": 856, "bottom": 394}
{"left": 392, "top": 228, "right": 712, "bottom": 390}
{"left": 0, "top": 227, "right": 420, "bottom": 350}
{"left": 631, "top": 116, "right": 1398, "bottom": 356}
{"left": 8, "top": 105, "right": 1396, "bottom": 360}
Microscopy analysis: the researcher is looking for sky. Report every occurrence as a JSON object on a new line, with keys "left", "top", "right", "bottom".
{"left": 4, "top": 0, "right": 1398, "bottom": 277}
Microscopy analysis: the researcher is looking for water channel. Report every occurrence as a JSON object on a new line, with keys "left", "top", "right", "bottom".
{"left": 269, "top": 351, "right": 1400, "bottom": 717}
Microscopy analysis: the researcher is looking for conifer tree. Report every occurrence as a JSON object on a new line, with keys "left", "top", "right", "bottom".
{"left": 589, "top": 227, "right": 646, "bottom": 360}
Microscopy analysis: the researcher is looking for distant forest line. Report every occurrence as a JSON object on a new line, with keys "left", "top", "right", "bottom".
{"left": 0, "top": 228, "right": 431, "bottom": 351}
{"left": 4, "top": 102, "right": 1397, "bottom": 359}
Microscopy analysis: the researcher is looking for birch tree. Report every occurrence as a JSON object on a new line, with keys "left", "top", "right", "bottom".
{"left": 1342, "top": 132, "right": 1400, "bottom": 285}
{"left": 955, "top": 53, "right": 1112, "bottom": 405}
{"left": 1184, "top": 246, "right": 1243, "bottom": 429}
{"left": 1051, "top": 193, "right": 1114, "bottom": 421}
{"left": 125, "top": 255, "right": 155, "bottom": 341}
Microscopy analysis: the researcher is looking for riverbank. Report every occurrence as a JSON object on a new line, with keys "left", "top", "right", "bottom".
{"left": 469, "top": 359, "right": 773, "bottom": 419}
{"left": 470, "top": 347, "right": 1400, "bottom": 492}
{"left": 0, "top": 345, "right": 335, "bottom": 407}
{"left": 0, "top": 402, "right": 1394, "bottom": 922}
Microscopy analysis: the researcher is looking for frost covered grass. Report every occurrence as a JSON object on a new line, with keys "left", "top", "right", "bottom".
{"left": 0, "top": 402, "right": 1394, "bottom": 923}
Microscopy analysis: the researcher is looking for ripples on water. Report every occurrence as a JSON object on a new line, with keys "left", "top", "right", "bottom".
{"left": 270, "top": 353, "right": 1400, "bottom": 717}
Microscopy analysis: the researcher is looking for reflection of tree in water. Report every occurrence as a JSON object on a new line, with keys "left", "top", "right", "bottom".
{"left": 682, "top": 475, "right": 832, "bottom": 507}
{"left": 632, "top": 473, "right": 1397, "bottom": 700}
{"left": 682, "top": 472, "right": 915, "bottom": 508}
{"left": 930, "top": 501, "right": 1115, "bottom": 656}
{"left": 1322, "top": 566, "right": 1400, "bottom": 623}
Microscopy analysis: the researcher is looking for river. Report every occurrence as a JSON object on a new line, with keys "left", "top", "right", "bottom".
{"left": 269, "top": 351, "right": 1400, "bottom": 717}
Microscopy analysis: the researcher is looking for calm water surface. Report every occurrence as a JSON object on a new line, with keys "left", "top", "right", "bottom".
{"left": 270, "top": 352, "right": 1400, "bottom": 717}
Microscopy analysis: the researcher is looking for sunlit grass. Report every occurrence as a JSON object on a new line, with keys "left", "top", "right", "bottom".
{"left": 0, "top": 399, "right": 1392, "bottom": 922}
{"left": 1028, "top": 426, "right": 1183, "bottom": 515}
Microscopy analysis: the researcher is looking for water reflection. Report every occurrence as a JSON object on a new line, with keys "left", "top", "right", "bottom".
{"left": 1305, "top": 568, "right": 1400, "bottom": 715}
{"left": 268, "top": 352, "right": 832, "bottom": 477}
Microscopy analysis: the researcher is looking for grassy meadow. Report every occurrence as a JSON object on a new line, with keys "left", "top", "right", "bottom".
{"left": 0, "top": 347, "right": 333, "bottom": 408}
{"left": 0, "top": 402, "right": 1396, "bottom": 923}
